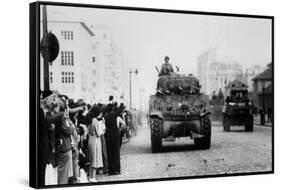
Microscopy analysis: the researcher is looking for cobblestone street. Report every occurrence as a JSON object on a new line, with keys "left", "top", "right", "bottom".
{"left": 96, "top": 120, "right": 272, "bottom": 182}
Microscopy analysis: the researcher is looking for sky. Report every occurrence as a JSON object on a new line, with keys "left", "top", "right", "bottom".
{"left": 45, "top": 5, "right": 272, "bottom": 107}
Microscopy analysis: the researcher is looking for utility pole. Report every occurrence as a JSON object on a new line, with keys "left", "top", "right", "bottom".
{"left": 42, "top": 5, "right": 49, "bottom": 90}
{"left": 139, "top": 88, "right": 145, "bottom": 111}
{"left": 40, "top": 5, "right": 59, "bottom": 91}
{"left": 129, "top": 68, "right": 138, "bottom": 109}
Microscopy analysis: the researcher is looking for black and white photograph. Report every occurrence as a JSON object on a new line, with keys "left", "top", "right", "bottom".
{"left": 30, "top": 1, "right": 273, "bottom": 188}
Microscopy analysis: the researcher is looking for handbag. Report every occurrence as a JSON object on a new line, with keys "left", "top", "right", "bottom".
{"left": 79, "top": 169, "right": 88, "bottom": 183}
{"left": 45, "top": 164, "right": 58, "bottom": 185}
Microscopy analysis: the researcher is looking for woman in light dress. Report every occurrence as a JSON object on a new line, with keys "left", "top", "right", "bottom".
{"left": 87, "top": 106, "right": 104, "bottom": 182}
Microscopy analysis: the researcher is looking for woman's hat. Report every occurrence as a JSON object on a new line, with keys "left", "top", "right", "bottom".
{"left": 41, "top": 90, "right": 53, "bottom": 99}
{"left": 75, "top": 99, "right": 86, "bottom": 107}
{"left": 89, "top": 105, "right": 101, "bottom": 118}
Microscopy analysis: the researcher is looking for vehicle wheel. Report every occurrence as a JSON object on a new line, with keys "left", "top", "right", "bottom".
{"left": 150, "top": 118, "right": 163, "bottom": 153}
{"left": 223, "top": 115, "right": 231, "bottom": 132}
{"left": 195, "top": 115, "right": 211, "bottom": 149}
{"left": 245, "top": 115, "right": 254, "bottom": 132}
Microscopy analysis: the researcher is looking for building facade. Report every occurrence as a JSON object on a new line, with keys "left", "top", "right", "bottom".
{"left": 244, "top": 65, "right": 264, "bottom": 92}
{"left": 90, "top": 25, "right": 125, "bottom": 104}
{"left": 208, "top": 61, "right": 243, "bottom": 96}
{"left": 197, "top": 48, "right": 243, "bottom": 96}
{"left": 40, "top": 21, "right": 96, "bottom": 103}
{"left": 252, "top": 63, "right": 272, "bottom": 110}
{"left": 40, "top": 20, "right": 126, "bottom": 104}
{"left": 197, "top": 48, "right": 217, "bottom": 95}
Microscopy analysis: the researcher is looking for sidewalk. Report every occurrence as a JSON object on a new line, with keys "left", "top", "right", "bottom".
{"left": 253, "top": 115, "right": 272, "bottom": 127}
{"left": 211, "top": 117, "right": 272, "bottom": 128}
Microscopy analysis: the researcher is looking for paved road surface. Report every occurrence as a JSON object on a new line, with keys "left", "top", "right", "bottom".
{"left": 96, "top": 121, "right": 272, "bottom": 182}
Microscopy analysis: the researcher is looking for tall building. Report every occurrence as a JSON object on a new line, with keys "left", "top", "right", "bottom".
{"left": 197, "top": 48, "right": 244, "bottom": 96}
{"left": 90, "top": 25, "right": 125, "bottom": 104}
{"left": 40, "top": 21, "right": 97, "bottom": 103}
{"left": 209, "top": 61, "right": 243, "bottom": 96}
{"left": 197, "top": 48, "right": 217, "bottom": 94}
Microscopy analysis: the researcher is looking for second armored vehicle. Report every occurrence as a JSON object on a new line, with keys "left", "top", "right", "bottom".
{"left": 222, "top": 79, "right": 253, "bottom": 132}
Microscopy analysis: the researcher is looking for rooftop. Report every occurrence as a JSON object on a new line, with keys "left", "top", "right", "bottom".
{"left": 46, "top": 20, "right": 95, "bottom": 36}
{"left": 252, "top": 64, "right": 272, "bottom": 81}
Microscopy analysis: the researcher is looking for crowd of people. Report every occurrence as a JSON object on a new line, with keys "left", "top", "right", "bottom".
{"left": 39, "top": 90, "right": 137, "bottom": 185}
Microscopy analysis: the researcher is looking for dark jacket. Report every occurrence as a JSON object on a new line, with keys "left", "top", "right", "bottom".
{"left": 53, "top": 113, "right": 74, "bottom": 154}
{"left": 39, "top": 107, "right": 51, "bottom": 164}
{"left": 104, "top": 112, "right": 119, "bottom": 137}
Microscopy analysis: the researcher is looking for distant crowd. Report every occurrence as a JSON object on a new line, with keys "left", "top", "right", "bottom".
{"left": 40, "top": 90, "right": 138, "bottom": 185}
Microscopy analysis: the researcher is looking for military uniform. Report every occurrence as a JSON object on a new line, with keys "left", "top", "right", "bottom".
{"left": 159, "top": 62, "right": 174, "bottom": 76}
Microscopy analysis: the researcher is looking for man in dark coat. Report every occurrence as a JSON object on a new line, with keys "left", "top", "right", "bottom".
{"left": 38, "top": 90, "right": 53, "bottom": 186}
{"left": 104, "top": 104, "right": 121, "bottom": 175}
{"left": 39, "top": 107, "right": 50, "bottom": 186}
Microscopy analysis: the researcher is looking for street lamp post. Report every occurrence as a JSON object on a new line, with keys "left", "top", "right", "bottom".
{"left": 139, "top": 88, "right": 145, "bottom": 111}
{"left": 129, "top": 68, "right": 138, "bottom": 109}
{"left": 41, "top": 5, "right": 59, "bottom": 91}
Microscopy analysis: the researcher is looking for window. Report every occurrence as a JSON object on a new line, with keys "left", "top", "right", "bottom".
{"left": 49, "top": 72, "right": 53, "bottom": 83}
{"left": 61, "top": 51, "right": 74, "bottom": 66}
{"left": 71, "top": 31, "right": 73, "bottom": 40}
{"left": 92, "top": 70, "right": 96, "bottom": 75}
{"left": 92, "top": 56, "right": 95, "bottom": 63}
{"left": 61, "top": 30, "right": 74, "bottom": 40}
{"left": 71, "top": 52, "right": 74, "bottom": 65}
{"left": 61, "top": 52, "right": 64, "bottom": 65}
{"left": 93, "top": 82, "right": 96, "bottom": 87}
{"left": 67, "top": 52, "right": 70, "bottom": 65}
{"left": 71, "top": 75, "right": 74, "bottom": 83}
{"left": 64, "top": 52, "right": 66, "bottom": 65}
{"left": 61, "top": 72, "right": 74, "bottom": 84}
{"left": 61, "top": 72, "right": 64, "bottom": 83}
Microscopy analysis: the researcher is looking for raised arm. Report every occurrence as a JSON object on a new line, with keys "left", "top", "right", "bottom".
{"left": 117, "top": 116, "right": 126, "bottom": 128}
{"left": 69, "top": 106, "right": 85, "bottom": 114}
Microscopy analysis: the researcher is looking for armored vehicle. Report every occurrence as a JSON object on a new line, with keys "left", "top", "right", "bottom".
{"left": 222, "top": 79, "right": 253, "bottom": 132}
{"left": 149, "top": 74, "right": 211, "bottom": 153}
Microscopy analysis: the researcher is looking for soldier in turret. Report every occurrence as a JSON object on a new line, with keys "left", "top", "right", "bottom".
{"left": 159, "top": 56, "right": 175, "bottom": 76}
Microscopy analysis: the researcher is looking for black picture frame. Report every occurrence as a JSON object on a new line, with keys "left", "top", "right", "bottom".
{"left": 30, "top": 1, "right": 274, "bottom": 189}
